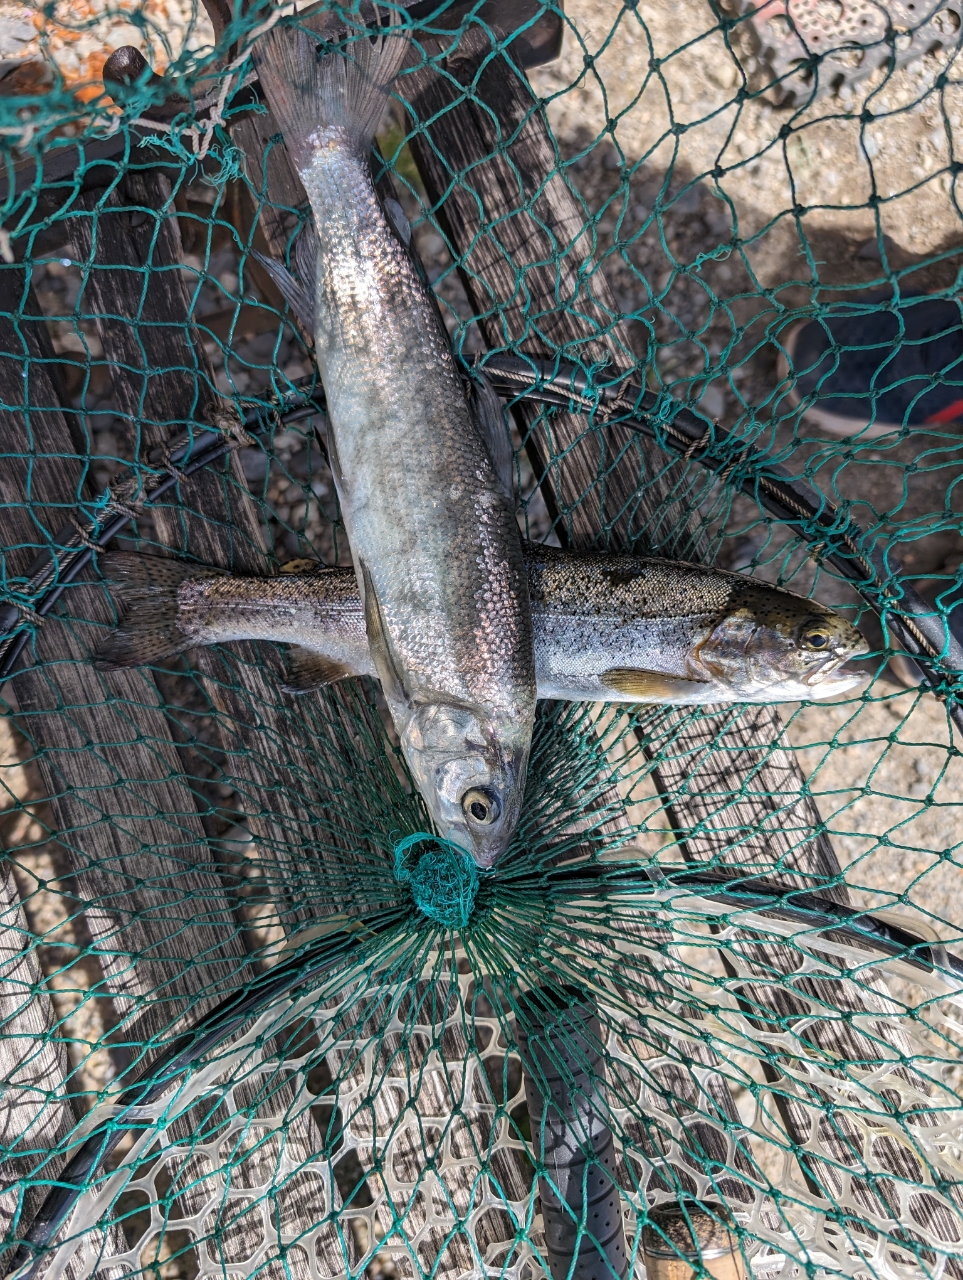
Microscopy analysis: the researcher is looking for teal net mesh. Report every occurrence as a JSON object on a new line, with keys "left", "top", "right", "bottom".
{"left": 1, "top": 0, "right": 963, "bottom": 1277}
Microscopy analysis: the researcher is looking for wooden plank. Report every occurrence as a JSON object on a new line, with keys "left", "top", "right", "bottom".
{"left": 0, "top": 270, "right": 251, "bottom": 1278}
{"left": 225, "top": 14, "right": 760, "bottom": 1255}
{"left": 216, "top": 28, "right": 573, "bottom": 1272}
{"left": 70, "top": 168, "right": 379, "bottom": 932}
{"left": 0, "top": 268, "right": 250, "bottom": 1044}
{"left": 639, "top": 704, "right": 843, "bottom": 895}
{"left": 65, "top": 168, "right": 365, "bottom": 1274}
{"left": 396, "top": 17, "right": 927, "bottom": 1228}
{"left": 398, "top": 22, "right": 764, "bottom": 1205}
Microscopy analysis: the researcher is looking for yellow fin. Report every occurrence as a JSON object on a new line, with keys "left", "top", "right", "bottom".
{"left": 601, "top": 668, "right": 710, "bottom": 702}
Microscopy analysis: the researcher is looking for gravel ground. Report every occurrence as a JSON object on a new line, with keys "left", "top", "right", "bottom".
{"left": 0, "top": 0, "right": 213, "bottom": 98}
{"left": 788, "top": 687, "right": 963, "bottom": 933}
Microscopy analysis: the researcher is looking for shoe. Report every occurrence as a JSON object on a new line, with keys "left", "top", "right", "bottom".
{"left": 779, "top": 290, "right": 963, "bottom": 438}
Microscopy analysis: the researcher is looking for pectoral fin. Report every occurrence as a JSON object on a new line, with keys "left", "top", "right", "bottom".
{"left": 359, "top": 560, "right": 411, "bottom": 708}
{"left": 601, "top": 668, "right": 712, "bottom": 702}
{"left": 467, "top": 368, "right": 515, "bottom": 503}
{"left": 251, "top": 249, "right": 316, "bottom": 332}
{"left": 282, "top": 646, "right": 355, "bottom": 694}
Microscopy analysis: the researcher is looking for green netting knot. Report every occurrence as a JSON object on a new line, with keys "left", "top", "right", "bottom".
{"left": 393, "top": 832, "right": 478, "bottom": 929}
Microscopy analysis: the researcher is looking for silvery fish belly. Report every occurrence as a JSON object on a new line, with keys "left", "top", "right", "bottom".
{"left": 99, "top": 549, "right": 868, "bottom": 707}
{"left": 253, "top": 18, "right": 535, "bottom": 867}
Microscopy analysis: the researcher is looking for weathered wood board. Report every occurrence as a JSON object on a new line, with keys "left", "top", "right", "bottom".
{"left": 0, "top": 266, "right": 253, "bottom": 1277}
{"left": 400, "top": 28, "right": 838, "bottom": 888}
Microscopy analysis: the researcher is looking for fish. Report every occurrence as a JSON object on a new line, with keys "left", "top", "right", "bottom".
{"left": 250, "top": 15, "right": 536, "bottom": 868}
{"left": 96, "top": 547, "right": 869, "bottom": 707}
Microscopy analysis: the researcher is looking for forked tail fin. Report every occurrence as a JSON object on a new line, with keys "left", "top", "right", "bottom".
{"left": 95, "top": 553, "right": 223, "bottom": 668}
{"left": 253, "top": 10, "right": 410, "bottom": 168}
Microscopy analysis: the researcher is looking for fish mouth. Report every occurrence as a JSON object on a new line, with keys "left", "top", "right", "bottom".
{"left": 804, "top": 655, "right": 870, "bottom": 696}
{"left": 444, "top": 824, "right": 504, "bottom": 871}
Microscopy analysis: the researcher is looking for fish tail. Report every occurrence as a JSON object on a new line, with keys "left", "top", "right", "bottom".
{"left": 95, "top": 553, "right": 223, "bottom": 669}
{"left": 254, "top": 11, "right": 410, "bottom": 167}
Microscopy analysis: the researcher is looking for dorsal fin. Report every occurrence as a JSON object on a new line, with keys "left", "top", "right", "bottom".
{"left": 359, "top": 559, "right": 411, "bottom": 708}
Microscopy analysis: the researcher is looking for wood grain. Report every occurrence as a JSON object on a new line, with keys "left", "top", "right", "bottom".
{"left": 64, "top": 172, "right": 370, "bottom": 1273}
{"left": 0, "top": 268, "right": 255, "bottom": 1277}
{"left": 70, "top": 172, "right": 374, "bottom": 934}
{"left": 0, "top": 268, "right": 250, "bottom": 1045}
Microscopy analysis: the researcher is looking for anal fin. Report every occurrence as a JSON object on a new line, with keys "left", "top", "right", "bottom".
{"left": 601, "top": 668, "right": 711, "bottom": 703}
{"left": 282, "top": 646, "right": 354, "bottom": 694}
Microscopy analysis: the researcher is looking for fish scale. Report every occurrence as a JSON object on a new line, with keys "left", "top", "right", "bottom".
{"left": 252, "top": 16, "right": 535, "bottom": 867}
{"left": 98, "top": 546, "right": 869, "bottom": 711}
{"left": 304, "top": 135, "right": 528, "bottom": 713}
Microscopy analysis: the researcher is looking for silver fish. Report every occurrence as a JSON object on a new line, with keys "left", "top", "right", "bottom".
{"left": 97, "top": 549, "right": 868, "bottom": 706}
{"left": 252, "top": 17, "right": 536, "bottom": 868}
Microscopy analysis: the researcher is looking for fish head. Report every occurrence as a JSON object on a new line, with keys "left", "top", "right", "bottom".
{"left": 696, "top": 587, "right": 869, "bottom": 700}
{"left": 401, "top": 701, "right": 529, "bottom": 869}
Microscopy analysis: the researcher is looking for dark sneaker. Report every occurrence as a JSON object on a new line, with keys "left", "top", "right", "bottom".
{"left": 780, "top": 291, "right": 963, "bottom": 437}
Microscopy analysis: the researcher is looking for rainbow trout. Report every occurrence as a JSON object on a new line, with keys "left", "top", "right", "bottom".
{"left": 98, "top": 549, "right": 868, "bottom": 706}
{"left": 251, "top": 18, "right": 535, "bottom": 867}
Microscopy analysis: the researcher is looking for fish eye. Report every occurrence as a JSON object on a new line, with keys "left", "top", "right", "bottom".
{"left": 802, "top": 626, "right": 833, "bottom": 650}
{"left": 461, "top": 787, "right": 500, "bottom": 826}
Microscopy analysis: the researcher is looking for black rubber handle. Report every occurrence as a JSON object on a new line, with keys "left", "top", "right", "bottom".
{"left": 516, "top": 988, "right": 628, "bottom": 1280}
